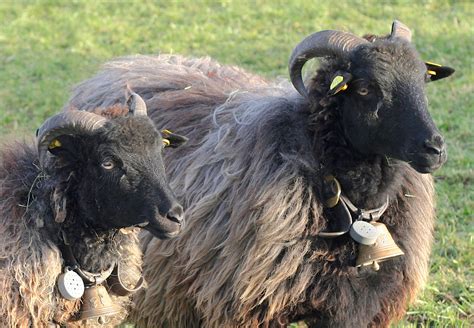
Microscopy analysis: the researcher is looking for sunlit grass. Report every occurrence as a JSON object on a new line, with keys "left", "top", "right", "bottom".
{"left": 0, "top": 1, "right": 472, "bottom": 326}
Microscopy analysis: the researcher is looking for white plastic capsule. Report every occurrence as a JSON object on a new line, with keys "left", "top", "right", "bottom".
{"left": 349, "top": 221, "right": 379, "bottom": 245}
{"left": 57, "top": 269, "right": 85, "bottom": 300}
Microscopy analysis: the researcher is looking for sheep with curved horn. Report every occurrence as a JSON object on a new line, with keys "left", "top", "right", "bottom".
{"left": 67, "top": 20, "right": 455, "bottom": 327}
{"left": 0, "top": 91, "right": 188, "bottom": 327}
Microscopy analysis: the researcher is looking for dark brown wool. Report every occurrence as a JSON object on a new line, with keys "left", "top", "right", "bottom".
{"left": 0, "top": 108, "right": 143, "bottom": 328}
{"left": 67, "top": 54, "right": 436, "bottom": 327}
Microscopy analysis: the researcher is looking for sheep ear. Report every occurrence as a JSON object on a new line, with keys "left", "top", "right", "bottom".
{"left": 47, "top": 135, "right": 81, "bottom": 164}
{"left": 51, "top": 172, "right": 75, "bottom": 223}
{"left": 425, "top": 62, "right": 455, "bottom": 82}
{"left": 327, "top": 72, "right": 352, "bottom": 96}
{"left": 51, "top": 183, "right": 68, "bottom": 223}
{"left": 161, "top": 129, "right": 188, "bottom": 148}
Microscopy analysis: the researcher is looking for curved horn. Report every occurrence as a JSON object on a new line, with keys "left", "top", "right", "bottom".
{"left": 37, "top": 111, "right": 107, "bottom": 168}
{"left": 126, "top": 86, "right": 147, "bottom": 116}
{"left": 289, "top": 30, "right": 369, "bottom": 98}
{"left": 390, "top": 20, "right": 412, "bottom": 42}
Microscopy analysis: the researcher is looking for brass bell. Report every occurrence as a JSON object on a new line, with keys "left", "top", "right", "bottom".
{"left": 356, "top": 222, "right": 404, "bottom": 270}
{"left": 78, "top": 284, "right": 122, "bottom": 322}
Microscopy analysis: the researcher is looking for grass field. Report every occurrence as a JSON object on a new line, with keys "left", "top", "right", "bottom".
{"left": 0, "top": 1, "right": 472, "bottom": 327}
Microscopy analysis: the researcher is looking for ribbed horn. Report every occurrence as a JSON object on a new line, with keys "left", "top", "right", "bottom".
{"left": 390, "top": 20, "right": 412, "bottom": 42}
{"left": 126, "top": 85, "right": 147, "bottom": 116}
{"left": 37, "top": 111, "right": 107, "bottom": 168}
{"left": 289, "top": 30, "right": 369, "bottom": 98}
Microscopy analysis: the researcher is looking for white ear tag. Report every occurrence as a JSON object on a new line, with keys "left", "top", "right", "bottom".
{"left": 350, "top": 221, "right": 379, "bottom": 245}
{"left": 57, "top": 268, "right": 85, "bottom": 300}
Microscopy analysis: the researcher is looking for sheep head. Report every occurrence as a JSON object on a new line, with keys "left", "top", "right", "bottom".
{"left": 289, "top": 20, "right": 455, "bottom": 173}
{"left": 36, "top": 92, "right": 188, "bottom": 239}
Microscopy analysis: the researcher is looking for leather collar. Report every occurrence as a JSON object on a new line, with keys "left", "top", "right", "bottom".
{"left": 318, "top": 176, "right": 390, "bottom": 238}
{"left": 58, "top": 229, "right": 143, "bottom": 295}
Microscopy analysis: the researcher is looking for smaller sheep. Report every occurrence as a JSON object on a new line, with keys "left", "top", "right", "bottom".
{"left": 0, "top": 91, "right": 187, "bottom": 327}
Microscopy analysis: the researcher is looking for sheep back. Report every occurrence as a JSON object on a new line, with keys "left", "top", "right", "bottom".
{"left": 67, "top": 55, "right": 436, "bottom": 327}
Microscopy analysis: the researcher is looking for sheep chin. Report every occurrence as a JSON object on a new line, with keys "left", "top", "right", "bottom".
{"left": 142, "top": 216, "right": 181, "bottom": 240}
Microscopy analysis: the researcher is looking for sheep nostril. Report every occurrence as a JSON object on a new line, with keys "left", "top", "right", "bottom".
{"left": 424, "top": 135, "right": 445, "bottom": 156}
{"left": 166, "top": 205, "right": 184, "bottom": 225}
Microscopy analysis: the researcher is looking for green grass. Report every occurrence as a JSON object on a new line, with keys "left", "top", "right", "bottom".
{"left": 0, "top": 1, "right": 472, "bottom": 326}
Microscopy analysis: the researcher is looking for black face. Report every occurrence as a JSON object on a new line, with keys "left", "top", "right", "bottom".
{"left": 336, "top": 40, "right": 452, "bottom": 173}
{"left": 49, "top": 116, "right": 186, "bottom": 239}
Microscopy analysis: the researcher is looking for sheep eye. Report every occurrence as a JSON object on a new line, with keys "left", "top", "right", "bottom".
{"left": 357, "top": 87, "right": 369, "bottom": 96}
{"left": 101, "top": 160, "right": 115, "bottom": 170}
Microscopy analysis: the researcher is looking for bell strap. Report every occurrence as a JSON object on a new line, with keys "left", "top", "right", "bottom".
{"left": 340, "top": 194, "right": 389, "bottom": 221}
{"left": 107, "top": 263, "right": 145, "bottom": 296}
{"left": 58, "top": 230, "right": 115, "bottom": 285}
{"left": 318, "top": 176, "right": 390, "bottom": 238}
{"left": 318, "top": 199, "right": 353, "bottom": 237}
{"left": 75, "top": 264, "right": 115, "bottom": 285}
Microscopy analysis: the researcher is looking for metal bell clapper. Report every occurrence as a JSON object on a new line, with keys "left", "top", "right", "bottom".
{"left": 57, "top": 267, "right": 85, "bottom": 300}
{"left": 353, "top": 221, "right": 404, "bottom": 271}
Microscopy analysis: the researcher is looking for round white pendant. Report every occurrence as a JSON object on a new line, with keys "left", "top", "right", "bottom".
{"left": 57, "top": 270, "right": 85, "bottom": 300}
{"left": 350, "top": 221, "right": 379, "bottom": 245}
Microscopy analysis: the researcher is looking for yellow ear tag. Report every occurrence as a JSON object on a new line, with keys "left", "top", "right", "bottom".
{"left": 330, "top": 75, "right": 344, "bottom": 90}
{"left": 427, "top": 70, "right": 437, "bottom": 76}
{"left": 48, "top": 139, "right": 62, "bottom": 149}
{"left": 162, "top": 139, "right": 171, "bottom": 147}
{"left": 426, "top": 61, "right": 442, "bottom": 67}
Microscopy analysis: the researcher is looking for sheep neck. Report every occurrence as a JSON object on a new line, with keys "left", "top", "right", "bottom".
{"left": 40, "top": 201, "right": 128, "bottom": 274}
{"left": 57, "top": 222, "right": 126, "bottom": 273}
{"left": 309, "top": 105, "right": 406, "bottom": 210}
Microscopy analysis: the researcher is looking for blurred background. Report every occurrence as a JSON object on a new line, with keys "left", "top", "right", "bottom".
{"left": 0, "top": 1, "right": 472, "bottom": 326}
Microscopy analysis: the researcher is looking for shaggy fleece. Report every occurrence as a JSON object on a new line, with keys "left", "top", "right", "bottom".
{"left": 68, "top": 55, "right": 435, "bottom": 327}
